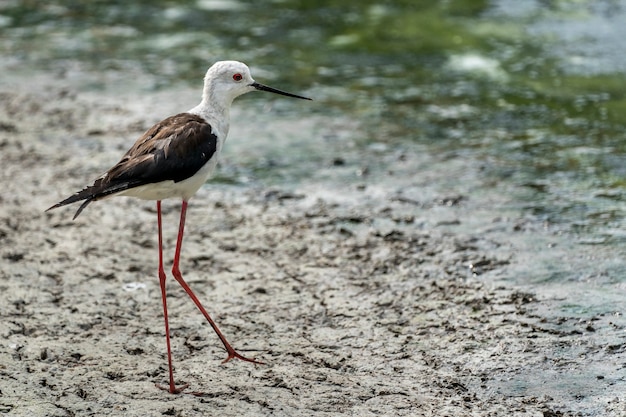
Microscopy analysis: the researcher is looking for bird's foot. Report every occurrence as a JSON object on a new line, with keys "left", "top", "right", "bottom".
{"left": 222, "top": 349, "right": 265, "bottom": 365}
{"left": 155, "top": 382, "right": 190, "bottom": 394}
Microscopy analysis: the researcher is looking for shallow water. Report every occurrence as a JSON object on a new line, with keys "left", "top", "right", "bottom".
{"left": 1, "top": 0, "right": 625, "bottom": 413}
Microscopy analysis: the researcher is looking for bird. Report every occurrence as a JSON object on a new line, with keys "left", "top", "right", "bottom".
{"left": 46, "top": 60, "right": 311, "bottom": 394}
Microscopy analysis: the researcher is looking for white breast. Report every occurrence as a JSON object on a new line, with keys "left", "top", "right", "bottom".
{"left": 118, "top": 136, "right": 224, "bottom": 202}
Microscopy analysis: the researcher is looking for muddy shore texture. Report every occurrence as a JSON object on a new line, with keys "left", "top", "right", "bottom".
{"left": 0, "top": 83, "right": 624, "bottom": 417}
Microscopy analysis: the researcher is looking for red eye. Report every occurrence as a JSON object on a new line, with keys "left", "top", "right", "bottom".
{"left": 233, "top": 73, "right": 243, "bottom": 81}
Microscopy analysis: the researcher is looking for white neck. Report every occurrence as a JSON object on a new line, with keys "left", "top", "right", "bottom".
{"left": 188, "top": 82, "right": 234, "bottom": 139}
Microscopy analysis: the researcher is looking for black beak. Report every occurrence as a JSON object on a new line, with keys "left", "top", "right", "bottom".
{"left": 251, "top": 82, "right": 312, "bottom": 100}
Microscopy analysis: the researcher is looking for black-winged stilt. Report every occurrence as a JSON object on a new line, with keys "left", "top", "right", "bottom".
{"left": 47, "top": 61, "right": 311, "bottom": 393}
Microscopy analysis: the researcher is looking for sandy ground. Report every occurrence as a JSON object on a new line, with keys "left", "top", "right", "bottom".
{"left": 0, "top": 83, "right": 624, "bottom": 417}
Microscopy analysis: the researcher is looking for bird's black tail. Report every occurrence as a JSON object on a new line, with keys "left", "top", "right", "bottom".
{"left": 46, "top": 186, "right": 98, "bottom": 220}
{"left": 46, "top": 177, "right": 144, "bottom": 220}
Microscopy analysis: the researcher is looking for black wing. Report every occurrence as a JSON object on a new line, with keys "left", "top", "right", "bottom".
{"left": 47, "top": 113, "right": 217, "bottom": 219}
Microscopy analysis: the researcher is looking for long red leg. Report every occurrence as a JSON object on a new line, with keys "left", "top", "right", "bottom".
{"left": 155, "top": 200, "right": 189, "bottom": 394}
{"left": 171, "top": 200, "right": 263, "bottom": 365}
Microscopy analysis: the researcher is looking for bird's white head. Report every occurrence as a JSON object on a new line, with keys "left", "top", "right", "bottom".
{"left": 203, "top": 61, "right": 255, "bottom": 104}
{"left": 201, "top": 60, "right": 311, "bottom": 111}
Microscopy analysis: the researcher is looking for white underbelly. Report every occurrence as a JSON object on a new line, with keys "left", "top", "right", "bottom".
{"left": 118, "top": 156, "right": 219, "bottom": 201}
